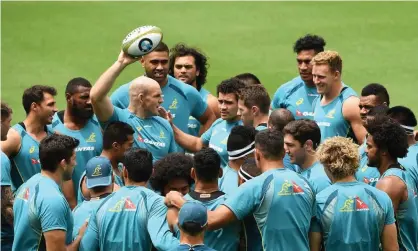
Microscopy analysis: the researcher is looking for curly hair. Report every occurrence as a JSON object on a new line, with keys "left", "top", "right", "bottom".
{"left": 366, "top": 116, "right": 408, "bottom": 158}
{"left": 169, "top": 43, "right": 209, "bottom": 91}
{"left": 311, "top": 50, "right": 343, "bottom": 74}
{"left": 149, "top": 153, "right": 194, "bottom": 194}
{"left": 293, "top": 34, "right": 326, "bottom": 54}
{"left": 316, "top": 137, "right": 359, "bottom": 180}
{"left": 217, "top": 77, "right": 246, "bottom": 100}
{"left": 361, "top": 83, "right": 390, "bottom": 106}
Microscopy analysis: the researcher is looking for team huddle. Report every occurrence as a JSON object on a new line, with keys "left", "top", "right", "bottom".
{"left": 1, "top": 34, "right": 418, "bottom": 251}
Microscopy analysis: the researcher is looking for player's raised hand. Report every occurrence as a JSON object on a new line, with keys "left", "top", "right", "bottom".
{"left": 117, "top": 50, "right": 138, "bottom": 66}
{"left": 165, "top": 191, "right": 186, "bottom": 209}
{"left": 158, "top": 107, "right": 173, "bottom": 124}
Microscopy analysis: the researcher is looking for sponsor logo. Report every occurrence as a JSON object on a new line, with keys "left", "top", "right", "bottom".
{"left": 296, "top": 110, "right": 314, "bottom": 117}
{"left": 138, "top": 135, "right": 144, "bottom": 142}
{"left": 340, "top": 196, "right": 369, "bottom": 212}
{"left": 317, "top": 122, "right": 331, "bottom": 127}
{"left": 109, "top": 197, "right": 136, "bottom": 212}
{"left": 17, "top": 188, "right": 30, "bottom": 201}
{"left": 188, "top": 123, "right": 198, "bottom": 129}
{"left": 143, "top": 139, "right": 166, "bottom": 147}
{"left": 363, "top": 177, "right": 378, "bottom": 185}
{"left": 169, "top": 99, "right": 178, "bottom": 109}
{"left": 209, "top": 144, "right": 223, "bottom": 153}
{"left": 29, "top": 146, "right": 35, "bottom": 154}
{"left": 92, "top": 165, "right": 102, "bottom": 177}
{"left": 278, "top": 180, "right": 305, "bottom": 196}
{"left": 296, "top": 98, "right": 304, "bottom": 106}
{"left": 75, "top": 146, "right": 95, "bottom": 152}
{"left": 136, "top": 126, "right": 142, "bottom": 132}
{"left": 31, "top": 158, "right": 40, "bottom": 164}
{"left": 86, "top": 132, "right": 96, "bottom": 143}
{"left": 143, "top": 125, "right": 152, "bottom": 128}
{"left": 325, "top": 109, "right": 336, "bottom": 119}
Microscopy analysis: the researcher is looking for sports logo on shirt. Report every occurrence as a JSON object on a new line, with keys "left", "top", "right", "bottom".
{"left": 92, "top": 165, "right": 102, "bottom": 176}
{"left": 86, "top": 133, "right": 96, "bottom": 143}
{"left": 277, "top": 180, "right": 305, "bottom": 196}
{"left": 29, "top": 146, "right": 35, "bottom": 154}
{"left": 296, "top": 110, "right": 314, "bottom": 117}
{"left": 159, "top": 130, "right": 165, "bottom": 139}
{"left": 325, "top": 109, "right": 336, "bottom": 119}
{"left": 360, "top": 164, "right": 369, "bottom": 172}
{"left": 31, "top": 158, "right": 40, "bottom": 164}
{"left": 221, "top": 137, "right": 227, "bottom": 145}
{"left": 363, "top": 177, "right": 378, "bottom": 185}
{"left": 169, "top": 99, "right": 178, "bottom": 109}
{"left": 296, "top": 98, "right": 304, "bottom": 106}
{"left": 136, "top": 126, "right": 143, "bottom": 132}
{"left": 108, "top": 197, "right": 136, "bottom": 212}
{"left": 340, "top": 196, "right": 369, "bottom": 212}
{"left": 17, "top": 187, "right": 30, "bottom": 202}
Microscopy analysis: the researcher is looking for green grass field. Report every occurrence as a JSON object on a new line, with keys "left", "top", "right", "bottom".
{"left": 2, "top": 1, "right": 418, "bottom": 122}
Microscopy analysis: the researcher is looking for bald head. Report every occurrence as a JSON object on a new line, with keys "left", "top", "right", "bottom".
{"left": 128, "top": 76, "right": 163, "bottom": 116}
{"left": 268, "top": 108, "right": 295, "bottom": 131}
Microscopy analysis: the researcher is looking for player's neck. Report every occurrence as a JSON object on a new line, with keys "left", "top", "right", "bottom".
{"left": 41, "top": 169, "right": 63, "bottom": 186}
{"left": 322, "top": 81, "right": 343, "bottom": 103}
{"left": 124, "top": 180, "right": 147, "bottom": 187}
{"left": 63, "top": 109, "right": 89, "bottom": 130}
{"left": 101, "top": 151, "right": 120, "bottom": 174}
{"left": 194, "top": 181, "right": 219, "bottom": 194}
{"left": 158, "top": 77, "right": 169, "bottom": 88}
{"left": 190, "top": 81, "right": 197, "bottom": 89}
{"left": 128, "top": 105, "right": 149, "bottom": 119}
{"left": 378, "top": 157, "right": 398, "bottom": 175}
{"left": 304, "top": 80, "right": 315, "bottom": 88}
{"left": 260, "top": 159, "right": 284, "bottom": 173}
{"left": 228, "top": 159, "right": 244, "bottom": 172}
{"left": 89, "top": 187, "right": 113, "bottom": 199}
{"left": 299, "top": 153, "right": 317, "bottom": 170}
{"left": 226, "top": 115, "right": 241, "bottom": 123}
{"left": 253, "top": 114, "right": 269, "bottom": 128}
{"left": 407, "top": 135, "right": 416, "bottom": 147}
{"left": 334, "top": 175, "right": 357, "bottom": 183}
{"left": 180, "top": 233, "right": 205, "bottom": 246}
{"left": 23, "top": 115, "right": 46, "bottom": 135}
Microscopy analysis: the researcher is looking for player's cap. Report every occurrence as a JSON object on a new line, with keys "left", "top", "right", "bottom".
{"left": 178, "top": 201, "right": 208, "bottom": 230}
{"left": 85, "top": 156, "right": 112, "bottom": 189}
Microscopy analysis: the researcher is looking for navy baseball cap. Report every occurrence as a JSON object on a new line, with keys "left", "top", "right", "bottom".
{"left": 178, "top": 201, "right": 208, "bottom": 229}
{"left": 85, "top": 156, "right": 112, "bottom": 189}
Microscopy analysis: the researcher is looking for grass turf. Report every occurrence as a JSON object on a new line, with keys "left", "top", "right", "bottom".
{"left": 2, "top": 1, "right": 418, "bottom": 121}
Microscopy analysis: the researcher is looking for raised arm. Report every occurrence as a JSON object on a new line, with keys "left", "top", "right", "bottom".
{"left": 198, "top": 107, "right": 216, "bottom": 135}
{"left": 343, "top": 96, "right": 367, "bottom": 144}
{"left": 90, "top": 51, "right": 137, "bottom": 122}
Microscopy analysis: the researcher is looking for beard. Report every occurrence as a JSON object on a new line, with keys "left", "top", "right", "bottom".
{"left": 367, "top": 156, "right": 380, "bottom": 168}
{"left": 71, "top": 102, "right": 93, "bottom": 119}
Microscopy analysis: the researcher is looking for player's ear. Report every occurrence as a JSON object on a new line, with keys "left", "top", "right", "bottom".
{"left": 140, "top": 56, "right": 145, "bottom": 67}
{"left": 304, "top": 140, "right": 313, "bottom": 151}
{"left": 251, "top": 106, "right": 259, "bottom": 115}
{"left": 65, "top": 93, "right": 72, "bottom": 103}
{"left": 191, "top": 168, "right": 196, "bottom": 180}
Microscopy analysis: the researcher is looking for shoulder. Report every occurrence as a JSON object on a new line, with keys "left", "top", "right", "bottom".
{"left": 342, "top": 95, "right": 360, "bottom": 119}
{"left": 151, "top": 116, "right": 173, "bottom": 133}
{"left": 316, "top": 185, "right": 337, "bottom": 204}
{"left": 377, "top": 174, "right": 407, "bottom": 194}
{"left": 167, "top": 76, "right": 197, "bottom": 97}
{"left": 341, "top": 86, "right": 358, "bottom": 100}
{"left": 210, "top": 118, "right": 224, "bottom": 127}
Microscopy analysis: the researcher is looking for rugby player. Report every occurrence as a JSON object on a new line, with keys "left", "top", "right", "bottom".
{"left": 311, "top": 51, "right": 366, "bottom": 143}
{"left": 271, "top": 34, "right": 325, "bottom": 119}
{"left": 1, "top": 85, "right": 57, "bottom": 191}
{"left": 237, "top": 84, "right": 270, "bottom": 130}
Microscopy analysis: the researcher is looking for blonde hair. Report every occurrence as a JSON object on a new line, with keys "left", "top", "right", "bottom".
{"left": 316, "top": 136, "right": 359, "bottom": 180}
{"left": 311, "top": 50, "right": 343, "bottom": 73}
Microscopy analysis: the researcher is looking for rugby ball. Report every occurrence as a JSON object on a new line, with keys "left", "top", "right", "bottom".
{"left": 121, "top": 25, "right": 163, "bottom": 57}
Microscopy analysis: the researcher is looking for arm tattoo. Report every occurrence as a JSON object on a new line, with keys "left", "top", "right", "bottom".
{"left": 1, "top": 186, "right": 14, "bottom": 226}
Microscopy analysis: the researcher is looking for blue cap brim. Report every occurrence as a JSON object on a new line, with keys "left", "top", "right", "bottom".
{"left": 86, "top": 176, "right": 112, "bottom": 189}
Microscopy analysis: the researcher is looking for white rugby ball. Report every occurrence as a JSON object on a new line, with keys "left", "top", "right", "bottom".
{"left": 122, "top": 25, "right": 163, "bottom": 57}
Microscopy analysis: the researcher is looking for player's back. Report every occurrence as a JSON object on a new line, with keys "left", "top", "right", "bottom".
{"left": 313, "top": 86, "right": 357, "bottom": 142}
{"left": 224, "top": 168, "right": 315, "bottom": 250}
{"left": 13, "top": 173, "right": 73, "bottom": 251}
{"left": 271, "top": 76, "right": 318, "bottom": 120}
{"left": 316, "top": 181, "right": 395, "bottom": 251}
{"left": 9, "top": 123, "right": 51, "bottom": 192}
{"left": 218, "top": 164, "right": 238, "bottom": 195}
{"left": 184, "top": 191, "right": 240, "bottom": 251}
{"left": 51, "top": 112, "right": 103, "bottom": 195}
{"left": 399, "top": 143, "right": 418, "bottom": 193}
{"left": 381, "top": 166, "right": 418, "bottom": 251}
{"left": 91, "top": 186, "right": 178, "bottom": 251}
{"left": 72, "top": 198, "right": 105, "bottom": 240}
